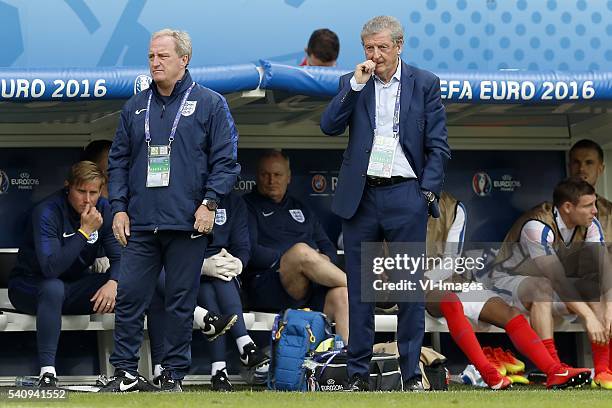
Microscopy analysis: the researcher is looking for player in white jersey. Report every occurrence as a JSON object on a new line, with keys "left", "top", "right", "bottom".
{"left": 424, "top": 192, "right": 590, "bottom": 389}
{"left": 481, "top": 177, "right": 611, "bottom": 388}
{"left": 568, "top": 139, "right": 612, "bottom": 389}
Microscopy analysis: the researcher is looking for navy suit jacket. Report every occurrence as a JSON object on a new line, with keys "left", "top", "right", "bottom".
{"left": 320, "top": 61, "right": 451, "bottom": 220}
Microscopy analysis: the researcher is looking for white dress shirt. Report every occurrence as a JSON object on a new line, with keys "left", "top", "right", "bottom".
{"left": 350, "top": 60, "right": 416, "bottom": 179}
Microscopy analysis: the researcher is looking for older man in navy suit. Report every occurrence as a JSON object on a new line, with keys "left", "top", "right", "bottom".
{"left": 321, "top": 16, "right": 450, "bottom": 391}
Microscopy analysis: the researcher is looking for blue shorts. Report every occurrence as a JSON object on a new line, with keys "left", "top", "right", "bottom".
{"left": 244, "top": 269, "right": 328, "bottom": 312}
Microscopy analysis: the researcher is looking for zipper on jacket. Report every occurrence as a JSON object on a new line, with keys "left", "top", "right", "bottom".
{"left": 154, "top": 227, "right": 158, "bottom": 234}
{"left": 161, "top": 104, "right": 165, "bottom": 118}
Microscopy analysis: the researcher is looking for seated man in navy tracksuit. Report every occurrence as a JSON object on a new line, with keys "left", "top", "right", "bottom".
{"left": 8, "top": 161, "right": 120, "bottom": 387}
{"left": 243, "top": 150, "right": 348, "bottom": 342}
{"left": 147, "top": 191, "right": 269, "bottom": 391}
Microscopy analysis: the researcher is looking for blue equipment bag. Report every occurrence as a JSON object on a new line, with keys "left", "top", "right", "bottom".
{"left": 268, "top": 309, "right": 333, "bottom": 391}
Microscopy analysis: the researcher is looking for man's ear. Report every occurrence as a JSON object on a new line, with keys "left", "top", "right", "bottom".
{"left": 181, "top": 55, "right": 189, "bottom": 68}
{"left": 560, "top": 201, "right": 573, "bottom": 214}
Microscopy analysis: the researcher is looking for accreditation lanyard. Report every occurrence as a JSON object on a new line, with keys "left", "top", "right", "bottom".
{"left": 367, "top": 82, "right": 401, "bottom": 178}
{"left": 144, "top": 82, "right": 195, "bottom": 187}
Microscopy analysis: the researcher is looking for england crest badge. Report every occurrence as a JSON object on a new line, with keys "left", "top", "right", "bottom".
{"left": 87, "top": 230, "right": 99, "bottom": 244}
{"left": 289, "top": 209, "right": 305, "bottom": 223}
{"left": 182, "top": 101, "right": 197, "bottom": 116}
{"left": 215, "top": 208, "right": 227, "bottom": 225}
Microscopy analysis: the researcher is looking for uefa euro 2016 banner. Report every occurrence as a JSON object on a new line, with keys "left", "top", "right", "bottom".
{"left": 1, "top": 63, "right": 612, "bottom": 102}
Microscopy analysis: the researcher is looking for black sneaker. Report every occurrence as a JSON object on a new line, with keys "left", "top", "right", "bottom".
{"left": 344, "top": 375, "right": 369, "bottom": 392}
{"left": 98, "top": 369, "right": 158, "bottom": 393}
{"left": 200, "top": 312, "right": 238, "bottom": 341}
{"left": 239, "top": 342, "right": 270, "bottom": 369}
{"left": 38, "top": 372, "right": 58, "bottom": 388}
{"left": 157, "top": 370, "right": 182, "bottom": 392}
{"left": 211, "top": 369, "right": 233, "bottom": 392}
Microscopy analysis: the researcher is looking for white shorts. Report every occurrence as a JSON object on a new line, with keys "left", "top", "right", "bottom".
{"left": 457, "top": 290, "right": 501, "bottom": 326}
{"left": 489, "top": 274, "right": 569, "bottom": 316}
{"left": 428, "top": 290, "right": 502, "bottom": 330}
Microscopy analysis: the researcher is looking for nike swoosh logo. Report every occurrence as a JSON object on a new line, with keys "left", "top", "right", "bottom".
{"left": 554, "top": 370, "right": 569, "bottom": 377}
{"left": 135, "top": 108, "right": 147, "bottom": 115}
{"left": 119, "top": 380, "right": 138, "bottom": 391}
{"left": 262, "top": 211, "right": 274, "bottom": 217}
{"left": 191, "top": 233, "right": 204, "bottom": 239}
{"left": 63, "top": 232, "right": 76, "bottom": 238}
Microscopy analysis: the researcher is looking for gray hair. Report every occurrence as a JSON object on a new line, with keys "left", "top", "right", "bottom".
{"left": 151, "top": 29, "right": 192, "bottom": 62}
{"left": 361, "top": 16, "right": 404, "bottom": 45}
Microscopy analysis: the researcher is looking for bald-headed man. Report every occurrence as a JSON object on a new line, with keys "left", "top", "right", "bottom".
{"left": 243, "top": 150, "right": 348, "bottom": 342}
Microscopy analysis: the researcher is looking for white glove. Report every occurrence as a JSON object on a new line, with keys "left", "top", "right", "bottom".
{"left": 201, "top": 249, "right": 242, "bottom": 281}
{"left": 92, "top": 256, "right": 110, "bottom": 273}
{"left": 201, "top": 254, "right": 232, "bottom": 281}
{"left": 216, "top": 248, "right": 243, "bottom": 279}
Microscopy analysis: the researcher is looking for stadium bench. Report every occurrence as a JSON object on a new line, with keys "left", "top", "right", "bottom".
{"left": 0, "top": 249, "right": 593, "bottom": 386}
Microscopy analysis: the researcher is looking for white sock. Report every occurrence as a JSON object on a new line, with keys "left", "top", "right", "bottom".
{"left": 211, "top": 361, "right": 227, "bottom": 376}
{"left": 193, "top": 306, "right": 208, "bottom": 326}
{"left": 40, "top": 366, "right": 56, "bottom": 377}
{"left": 153, "top": 364, "right": 163, "bottom": 378}
{"left": 236, "top": 335, "right": 253, "bottom": 354}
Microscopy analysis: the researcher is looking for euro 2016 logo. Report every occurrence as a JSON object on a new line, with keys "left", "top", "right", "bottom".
{"left": 0, "top": 170, "right": 9, "bottom": 194}
{"left": 472, "top": 172, "right": 492, "bottom": 197}
{"left": 311, "top": 174, "right": 327, "bottom": 193}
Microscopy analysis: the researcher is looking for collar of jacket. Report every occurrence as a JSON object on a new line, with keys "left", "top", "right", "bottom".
{"left": 252, "top": 187, "right": 290, "bottom": 208}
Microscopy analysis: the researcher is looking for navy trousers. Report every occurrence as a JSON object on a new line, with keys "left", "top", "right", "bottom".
{"left": 342, "top": 179, "right": 427, "bottom": 382}
{"left": 109, "top": 230, "right": 207, "bottom": 380}
{"left": 197, "top": 278, "right": 247, "bottom": 363}
{"left": 8, "top": 272, "right": 110, "bottom": 367}
{"left": 148, "top": 273, "right": 247, "bottom": 366}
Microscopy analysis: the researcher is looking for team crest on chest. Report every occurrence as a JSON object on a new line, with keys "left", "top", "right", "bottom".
{"left": 87, "top": 230, "right": 99, "bottom": 244}
{"left": 182, "top": 101, "right": 197, "bottom": 116}
{"left": 215, "top": 209, "right": 227, "bottom": 225}
{"left": 289, "top": 209, "right": 305, "bottom": 223}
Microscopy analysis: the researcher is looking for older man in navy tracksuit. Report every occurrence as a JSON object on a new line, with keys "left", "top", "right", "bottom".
{"left": 243, "top": 151, "right": 348, "bottom": 342}
{"left": 320, "top": 16, "right": 450, "bottom": 391}
{"left": 103, "top": 29, "right": 240, "bottom": 392}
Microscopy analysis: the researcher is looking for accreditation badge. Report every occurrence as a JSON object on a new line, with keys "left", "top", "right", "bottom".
{"left": 146, "top": 145, "right": 171, "bottom": 187}
{"left": 366, "top": 134, "right": 397, "bottom": 178}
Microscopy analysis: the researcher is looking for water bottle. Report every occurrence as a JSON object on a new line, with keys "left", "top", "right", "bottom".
{"left": 14, "top": 376, "right": 38, "bottom": 387}
{"left": 460, "top": 365, "right": 486, "bottom": 388}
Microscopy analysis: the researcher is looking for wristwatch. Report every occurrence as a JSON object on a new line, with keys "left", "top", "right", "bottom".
{"left": 202, "top": 199, "right": 218, "bottom": 211}
{"left": 422, "top": 190, "right": 436, "bottom": 204}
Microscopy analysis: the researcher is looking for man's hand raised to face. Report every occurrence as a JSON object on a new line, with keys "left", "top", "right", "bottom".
{"left": 354, "top": 60, "right": 376, "bottom": 84}
{"left": 80, "top": 203, "right": 103, "bottom": 236}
